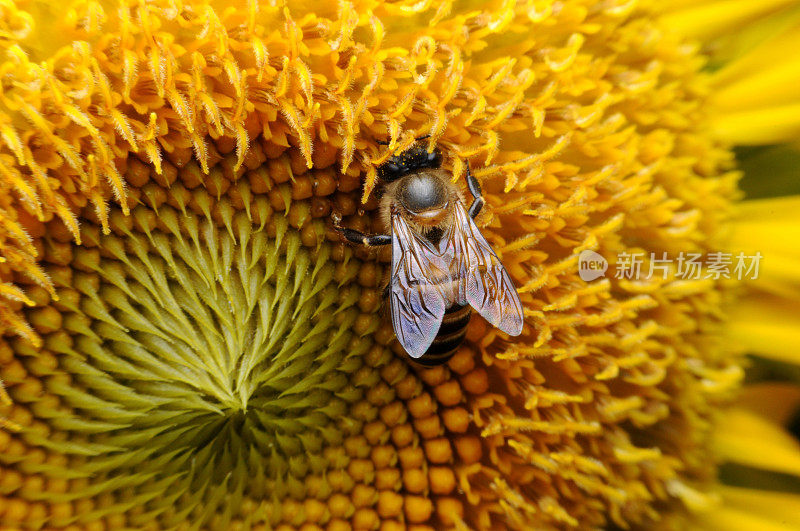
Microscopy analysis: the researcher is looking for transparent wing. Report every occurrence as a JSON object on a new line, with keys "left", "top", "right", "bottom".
{"left": 389, "top": 211, "right": 449, "bottom": 358}
{"left": 441, "top": 201, "right": 524, "bottom": 336}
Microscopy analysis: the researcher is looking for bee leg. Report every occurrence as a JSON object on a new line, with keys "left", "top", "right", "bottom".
{"left": 465, "top": 162, "right": 485, "bottom": 219}
{"left": 332, "top": 214, "right": 392, "bottom": 247}
{"left": 335, "top": 226, "right": 392, "bottom": 247}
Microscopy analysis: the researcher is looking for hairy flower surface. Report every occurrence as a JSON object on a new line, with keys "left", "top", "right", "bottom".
{"left": 1, "top": 0, "right": 792, "bottom": 529}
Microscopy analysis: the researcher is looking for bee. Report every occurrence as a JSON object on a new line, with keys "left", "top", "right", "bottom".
{"left": 333, "top": 139, "right": 524, "bottom": 365}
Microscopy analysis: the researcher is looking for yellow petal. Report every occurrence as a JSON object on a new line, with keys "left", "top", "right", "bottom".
{"left": 695, "top": 488, "right": 800, "bottom": 531}
{"left": 728, "top": 295, "right": 800, "bottom": 364}
{"left": 728, "top": 195, "right": 800, "bottom": 299}
{"left": 703, "top": 11, "right": 800, "bottom": 144}
{"left": 737, "top": 195, "right": 800, "bottom": 219}
{"left": 707, "top": 4, "right": 800, "bottom": 69}
{"left": 710, "top": 103, "right": 800, "bottom": 145}
{"left": 713, "top": 61, "right": 800, "bottom": 110}
{"left": 713, "top": 407, "right": 800, "bottom": 477}
{"left": 711, "top": 13, "right": 800, "bottom": 88}
{"left": 713, "top": 486, "right": 800, "bottom": 529}
{"left": 660, "top": 0, "right": 797, "bottom": 42}
{"left": 696, "top": 509, "right": 797, "bottom": 531}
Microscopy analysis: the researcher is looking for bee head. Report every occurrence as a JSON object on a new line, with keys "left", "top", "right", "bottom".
{"left": 378, "top": 144, "right": 442, "bottom": 183}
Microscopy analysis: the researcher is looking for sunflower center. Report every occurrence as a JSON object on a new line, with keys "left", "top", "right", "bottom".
{"left": 78, "top": 199, "right": 347, "bottom": 436}
{"left": 24, "top": 153, "right": 393, "bottom": 525}
{"left": 66, "top": 208, "right": 323, "bottom": 459}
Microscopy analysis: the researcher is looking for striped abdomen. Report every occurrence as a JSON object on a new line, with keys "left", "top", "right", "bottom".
{"left": 415, "top": 304, "right": 472, "bottom": 366}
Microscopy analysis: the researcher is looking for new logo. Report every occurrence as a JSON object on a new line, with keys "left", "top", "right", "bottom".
{"left": 579, "top": 250, "right": 607, "bottom": 281}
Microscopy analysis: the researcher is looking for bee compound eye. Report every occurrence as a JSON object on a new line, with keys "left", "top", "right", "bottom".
{"left": 428, "top": 151, "right": 442, "bottom": 167}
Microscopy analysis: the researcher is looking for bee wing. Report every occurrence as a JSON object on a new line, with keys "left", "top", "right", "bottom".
{"left": 442, "top": 201, "right": 524, "bottom": 336}
{"left": 389, "top": 211, "right": 449, "bottom": 358}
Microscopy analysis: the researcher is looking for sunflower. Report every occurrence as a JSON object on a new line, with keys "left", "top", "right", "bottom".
{"left": 0, "top": 0, "right": 798, "bottom": 529}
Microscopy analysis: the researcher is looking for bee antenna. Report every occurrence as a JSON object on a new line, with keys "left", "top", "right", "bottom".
{"left": 415, "top": 134, "right": 431, "bottom": 141}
